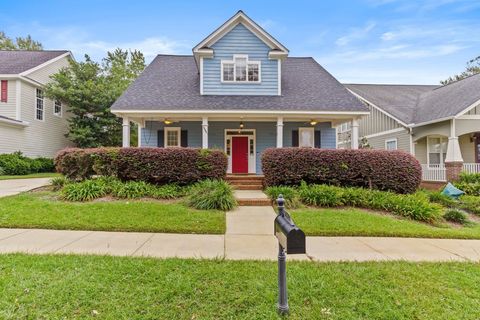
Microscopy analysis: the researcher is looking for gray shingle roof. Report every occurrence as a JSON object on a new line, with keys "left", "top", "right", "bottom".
{"left": 345, "top": 84, "right": 437, "bottom": 124}
{"left": 347, "top": 74, "right": 480, "bottom": 125}
{"left": 0, "top": 50, "right": 69, "bottom": 74}
{"left": 111, "top": 55, "right": 367, "bottom": 112}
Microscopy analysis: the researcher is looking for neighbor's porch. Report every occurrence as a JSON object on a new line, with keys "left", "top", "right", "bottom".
{"left": 413, "top": 118, "right": 480, "bottom": 182}
{"left": 118, "top": 113, "right": 362, "bottom": 174}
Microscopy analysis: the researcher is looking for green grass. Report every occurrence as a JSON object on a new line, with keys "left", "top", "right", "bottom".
{"left": 0, "top": 172, "right": 60, "bottom": 180}
{"left": 0, "top": 191, "right": 225, "bottom": 234}
{"left": 0, "top": 254, "right": 479, "bottom": 319}
{"left": 291, "top": 207, "right": 480, "bottom": 239}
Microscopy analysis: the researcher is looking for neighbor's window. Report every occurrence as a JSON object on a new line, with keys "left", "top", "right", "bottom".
{"left": 164, "top": 127, "right": 181, "bottom": 147}
{"left": 385, "top": 139, "right": 397, "bottom": 150}
{"left": 299, "top": 127, "right": 315, "bottom": 148}
{"left": 54, "top": 100, "right": 62, "bottom": 117}
{"left": 1, "top": 80, "right": 7, "bottom": 102}
{"left": 35, "top": 88, "right": 44, "bottom": 121}
{"left": 222, "top": 55, "right": 260, "bottom": 83}
{"left": 428, "top": 137, "right": 447, "bottom": 165}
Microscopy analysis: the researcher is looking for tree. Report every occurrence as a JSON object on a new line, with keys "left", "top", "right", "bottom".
{"left": 0, "top": 31, "right": 43, "bottom": 50}
{"left": 441, "top": 55, "right": 480, "bottom": 85}
{"left": 45, "top": 49, "right": 145, "bottom": 148}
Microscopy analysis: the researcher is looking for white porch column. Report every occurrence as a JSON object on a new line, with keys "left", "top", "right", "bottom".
{"left": 276, "top": 116, "right": 284, "bottom": 147}
{"left": 137, "top": 121, "right": 143, "bottom": 147}
{"left": 445, "top": 119, "right": 463, "bottom": 162}
{"left": 122, "top": 117, "right": 130, "bottom": 148}
{"left": 202, "top": 116, "right": 209, "bottom": 149}
{"left": 351, "top": 118, "right": 359, "bottom": 149}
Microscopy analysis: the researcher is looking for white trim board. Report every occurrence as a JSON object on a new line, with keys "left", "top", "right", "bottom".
{"left": 113, "top": 110, "right": 370, "bottom": 116}
{"left": 19, "top": 52, "right": 72, "bottom": 77}
{"left": 363, "top": 127, "right": 408, "bottom": 139}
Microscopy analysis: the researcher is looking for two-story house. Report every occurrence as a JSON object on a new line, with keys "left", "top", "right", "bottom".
{"left": 111, "top": 11, "right": 368, "bottom": 174}
{"left": 0, "top": 50, "right": 73, "bottom": 158}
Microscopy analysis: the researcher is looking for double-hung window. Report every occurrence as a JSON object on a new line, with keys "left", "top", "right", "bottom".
{"left": 54, "top": 100, "right": 62, "bottom": 117}
{"left": 428, "top": 137, "right": 447, "bottom": 166}
{"left": 164, "top": 127, "right": 181, "bottom": 147}
{"left": 385, "top": 139, "right": 397, "bottom": 150}
{"left": 222, "top": 55, "right": 260, "bottom": 83}
{"left": 36, "top": 89, "right": 44, "bottom": 121}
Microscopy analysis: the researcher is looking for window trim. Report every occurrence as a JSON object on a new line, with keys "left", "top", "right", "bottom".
{"left": 299, "top": 127, "right": 315, "bottom": 148}
{"left": 35, "top": 88, "right": 45, "bottom": 122}
{"left": 53, "top": 100, "right": 62, "bottom": 117}
{"left": 427, "top": 136, "right": 447, "bottom": 166}
{"left": 164, "top": 127, "right": 181, "bottom": 148}
{"left": 221, "top": 54, "right": 261, "bottom": 84}
{"left": 385, "top": 138, "right": 398, "bottom": 150}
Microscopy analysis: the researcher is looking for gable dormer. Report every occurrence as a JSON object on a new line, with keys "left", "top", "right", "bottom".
{"left": 193, "top": 11, "right": 288, "bottom": 96}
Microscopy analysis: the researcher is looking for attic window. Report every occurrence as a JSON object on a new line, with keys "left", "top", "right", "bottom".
{"left": 222, "top": 55, "right": 260, "bottom": 83}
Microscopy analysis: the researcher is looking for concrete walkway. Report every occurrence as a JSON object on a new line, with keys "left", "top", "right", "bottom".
{"left": 0, "top": 178, "right": 52, "bottom": 197}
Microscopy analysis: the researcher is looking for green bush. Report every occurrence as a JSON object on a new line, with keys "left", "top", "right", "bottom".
{"left": 443, "top": 209, "right": 469, "bottom": 225}
{"left": 459, "top": 172, "right": 480, "bottom": 184}
{"left": 111, "top": 181, "right": 151, "bottom": 199}
{"left": 425, "top": 191, "right": 458, "bottom": 207}
{"left": 150, "top": 184, "right": 186, "bottom": 199}
{"left": 297, "top": 183, "right": 443, "bottom": 222}
{"left": 51, "top": 176, "right": 69, "bottom": 191}
{"left": 459, "top": 196, "right": 480, "bottom": 215}
{"left": 61, "top": 179, "right": 107, "bottom": 202}
{"left": 187, "top": 179, "right": 237, "bottom": 211}
{"left": 454, "top": 181, "right": 480, "bottom": 196}
{"left": 0, "top": 152, "right": 54, "bottom": 175}
{"left": 264, "top": 186, "right": 301, "bottom": 208}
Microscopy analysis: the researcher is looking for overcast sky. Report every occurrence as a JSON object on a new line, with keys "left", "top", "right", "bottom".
{"left": 1, "top": 0, "right": 479, "bottom": 84}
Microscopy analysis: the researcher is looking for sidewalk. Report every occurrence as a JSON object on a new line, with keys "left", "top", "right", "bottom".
{"left": 0, "top": 178, "right": 52, "bottom": 197}
{"left": 1, "top": 227, "right": 479, "bottom": 262}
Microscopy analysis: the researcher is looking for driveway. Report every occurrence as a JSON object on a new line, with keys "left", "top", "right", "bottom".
{"left": 0, "top": 178, "right": 52, "bottom": 198}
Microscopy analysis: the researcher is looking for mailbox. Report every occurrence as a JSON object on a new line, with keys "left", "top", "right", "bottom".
{"left": 274, "top": 212, "right": 306, "bottom": 254}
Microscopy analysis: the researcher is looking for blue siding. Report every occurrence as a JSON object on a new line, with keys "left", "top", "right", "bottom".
{"left": 283, "top": 122, "right": 336, "bottom": 149}
{"left": 203, "top": 23, "right": 279, "bottom": 96}
{"left": 141, "top": 121, "right": 336, "bottom": 173}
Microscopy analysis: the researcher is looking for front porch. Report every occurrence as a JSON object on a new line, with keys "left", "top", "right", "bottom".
{"left": 119, "top": 113, "right": 362, "bottom": 174}
{"left": 413, "top": 119, "right": 480, "bottom": 182}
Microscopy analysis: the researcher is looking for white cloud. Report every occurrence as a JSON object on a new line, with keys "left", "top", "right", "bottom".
{"left": 335, "top": 21, "right": 376, "bottom": 46}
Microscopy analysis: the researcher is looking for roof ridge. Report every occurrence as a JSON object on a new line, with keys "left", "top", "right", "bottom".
{"left": 434, "top": 72, "right": 480, "bottom": 90}
{"left": 345, "top": 83, "right": 437, "bottom": 87}
{"left": 0, "top": 49, "right": 68, "bottom": 52}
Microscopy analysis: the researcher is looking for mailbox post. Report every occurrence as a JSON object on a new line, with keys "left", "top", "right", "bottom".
{"left": 274, "top": 194, "right": 306, "bottom": 315}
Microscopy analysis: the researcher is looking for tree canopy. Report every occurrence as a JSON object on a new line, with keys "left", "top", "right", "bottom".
{"left": 0, "top": 31, "right": 43, "bottom": 50}
{"left": 45, "top": 49, "right": 145, "bottom": 148}
{"left": 441, "top": 55, "right": 480, "bottom": 85}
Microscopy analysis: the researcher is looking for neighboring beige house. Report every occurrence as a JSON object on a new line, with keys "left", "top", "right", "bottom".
{"left": 0, "top": 50, "right": 73, "bottom": 158}
{"left": 338, "top": 74, "right": 480, "bottom": 182}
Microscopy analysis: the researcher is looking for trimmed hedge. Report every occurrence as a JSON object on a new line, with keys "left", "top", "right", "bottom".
{"left": 55, "top": 147, "right": 228, "bottom": 184}
{"left": 0, "top": 152, "right": 54, "bottom": 175}
{"left": 262, "top": 148, "right": 421, "bottom": 194}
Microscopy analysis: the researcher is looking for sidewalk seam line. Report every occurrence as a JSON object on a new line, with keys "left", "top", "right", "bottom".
{"left": 52, "top": 231, "right": 95, "bottom": 253}
{"left": 0, "top": 229, "right": 32, "bottom": 242}
{"left": 130, "top": 233, "right": 156, "bottom": 256}
{"left": 424, "top": 240, "right": 471, "bottom": 261}
{"left": 356, "top": 238, "right": 391, "bottom": 259}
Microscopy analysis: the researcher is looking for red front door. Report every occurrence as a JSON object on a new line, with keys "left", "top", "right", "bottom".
{"left": 232, "top": 136, "right": 249, "bottom": 173}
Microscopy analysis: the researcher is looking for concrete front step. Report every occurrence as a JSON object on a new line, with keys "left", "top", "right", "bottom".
{"left": 229, "top": 180, "right": 263, "bottom": 185}
{"left": 237, "top": 199, "right": 272, "bottom": 206}
{"left": 226, "top": 175, "right": 264, "bottom": 181}
{"left": 233, "top": 185, "right": 263, "bottom": 190}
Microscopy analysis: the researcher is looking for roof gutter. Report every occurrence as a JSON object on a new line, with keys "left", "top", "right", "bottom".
{"left": 0, "top": 117, "right": 29, "bottom": 128}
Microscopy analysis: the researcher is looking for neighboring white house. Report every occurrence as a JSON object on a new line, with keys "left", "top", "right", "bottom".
{"left": 0, "top": 50, "right": 73, "bottom": 158}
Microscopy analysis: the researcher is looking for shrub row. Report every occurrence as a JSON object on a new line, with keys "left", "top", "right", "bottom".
{"left": 426, "top": 191, "right": 480, "bottom": 215}
{"left": 60, "top": 177, "right": 186, "bottom": 202}
{"left": 55, "top": 147, "right": 228, "bottom": 184}
{"left": 265, "top": 183, "right": 443, "bottom": 223}
{"left": 0, "top": 152, "right": 54, "bottom": 175}
{"left": 261, "top": 148, "right": 422, "bottom": 194}
{"left": 453, "top": 172, "right": 480, "bottom": 196}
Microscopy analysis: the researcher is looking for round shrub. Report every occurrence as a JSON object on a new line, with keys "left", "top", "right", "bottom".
{"left": 0, "top": 153, "right": 32, "bottom": 175}
{"left": 444, "top": 209, "right": 469, "bottom": 225}
{"left": 61, "top": 179, "right": 107, "bottom": 201}
{"left": 187, "top": 179, "right": 237, "bottom": 211}
{"left": 261, "top": 148, "right": 422, "bottom": 194}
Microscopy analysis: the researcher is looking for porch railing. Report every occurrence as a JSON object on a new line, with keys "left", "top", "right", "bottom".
{"left": 421, "top": 163, "right": 480, "bottom": 182}
{"left": 421, "top": 164, "right": 446, "bottom": 182}
{"left": 463, "top": 163, "right": 480, "bottom": 174}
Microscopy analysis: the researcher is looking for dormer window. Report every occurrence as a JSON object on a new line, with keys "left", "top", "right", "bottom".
{"left": 221, "top": 55, "right": 260, "bottom": 83}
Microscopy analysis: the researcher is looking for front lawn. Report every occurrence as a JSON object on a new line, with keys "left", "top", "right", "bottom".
{"left": 292, "top": 207, "right": 480, "bottom": 239}
{"left": 0, "top": 172, "right": 60, "bottom": 180}
{"left": 1, "top": 254, "right": 479, "bottom": 319}
{"left": 0, "top": 191, "right": 225, "bottom": 234}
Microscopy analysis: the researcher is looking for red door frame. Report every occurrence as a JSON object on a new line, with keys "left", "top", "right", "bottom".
{"left": 232, "top": 136, "right": 249, "bottom": 173}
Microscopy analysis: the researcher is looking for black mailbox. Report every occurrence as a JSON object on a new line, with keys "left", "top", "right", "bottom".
{"left": 274, "top": 196, "right": 306, "bottom": 254}
{"left": 274, "top": 212, "right": 306, "bottom": 254}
